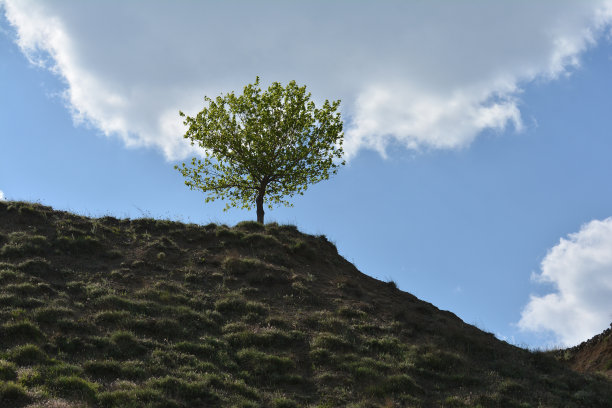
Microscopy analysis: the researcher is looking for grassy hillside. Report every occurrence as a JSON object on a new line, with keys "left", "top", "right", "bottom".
{"left": 0, "top": 201, "right": 610, "bottom": 407}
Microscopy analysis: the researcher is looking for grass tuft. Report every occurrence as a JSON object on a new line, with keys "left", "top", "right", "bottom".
{"left": 8, "top": 344, "right": 48, "bottom": 365}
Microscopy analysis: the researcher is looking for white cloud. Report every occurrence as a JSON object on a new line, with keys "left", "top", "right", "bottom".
{"left": 2, "top": 1, "right": 612, "bottom": 160}
{"left": 0, "top": 190, "right": 5, "bottom": 201}
{"left": 519, "top": 218, "right": 612, "bottom": 347}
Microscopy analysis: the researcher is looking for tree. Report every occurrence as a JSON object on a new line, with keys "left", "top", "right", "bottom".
{"left": 176, "top": 77, "right": 345, "bottom": 224}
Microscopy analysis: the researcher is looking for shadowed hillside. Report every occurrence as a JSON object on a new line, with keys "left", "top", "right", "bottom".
{"left": 0, "top": 201, "right": 610, "bottom": 407}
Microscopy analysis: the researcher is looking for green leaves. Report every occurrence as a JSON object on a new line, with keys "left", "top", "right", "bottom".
{"left": 177, "top": 78, "right": 344, "bottom": 221}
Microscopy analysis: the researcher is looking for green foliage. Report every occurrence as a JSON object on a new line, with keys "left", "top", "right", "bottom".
{"left": 84, "top": 360, "right": 145, "bottom": 381}
{"left": 176, "top": 77, "right": 345, "bottom": 222}
{"left": 0, "top": 360, "right": 18, "bottom": 381}
{"left": 1, "top": 321, "right": 45, "bottom": 344}
{"left": 98, "top": 389, "right": 168, "bottom": 408}
{"left": 272, "top": 397, "right": 299, "bottom": 408}
{"left": 236, "top": 348, "right": 295, "bottom": 378}
{"left": 223, "top": 256, "right": 264, "bottom": 275}
{"left": 48, "top": 375, "right": 98, "bottom": 402}
{"left": 0, "top": 381, "right": 30, "bottom": 405}
{"left": 56, "top": 234, "right": 101, "bottom": 254}
{"left": 311, "top": 333, "right": 354, "bottom": 352}
{"left": 148, "top": 376, "right": 220, "bottom": 405}
{"left": 367, "top": 374, "right": 421, "bottom": 397}
{"left": 224, "top": 329, "right": 304, "bottom": 349}
{"left": 0, "top": 232, "right": 48, "bottom": 258}
{"left": 8, "top": 344, "right": 48, "bottom": 365}
{"left": 235, "top": 220, "right": 266, "bottom": 232}
{"left": 414, "top": 350, "right": 465, "bottom": 372}
{"left": 34, "top": 306, "right": 74, "bottom": 324}
{"left": 214, "top": 297, "right": 268, "bottom": 318}
{"left": 109, "top": 331, "right": 147, "bottom": 359}
{"left": 17, "top": 258, "right": 53, "bottom": 277}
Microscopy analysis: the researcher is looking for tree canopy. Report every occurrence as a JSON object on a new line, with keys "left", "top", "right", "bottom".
{"left": 176, "top": 77, "right": 345, "bottom": 223}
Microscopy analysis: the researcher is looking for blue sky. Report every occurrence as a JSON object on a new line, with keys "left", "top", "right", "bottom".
{"left": 1, "top": 1, "right": 612, "bottom": 349}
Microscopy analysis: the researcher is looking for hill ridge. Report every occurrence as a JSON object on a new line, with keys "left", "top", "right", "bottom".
{"left": 0, "top": 200, "right": 610, "bottom": 407}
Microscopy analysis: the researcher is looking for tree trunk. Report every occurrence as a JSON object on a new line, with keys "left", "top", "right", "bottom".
{"left": 256, "top": 191, "right": 265, "bottom": 224}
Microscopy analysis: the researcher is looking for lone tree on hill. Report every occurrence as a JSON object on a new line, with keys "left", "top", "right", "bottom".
{"left": 176, "top": 77, "right": 345, "bottom": 224}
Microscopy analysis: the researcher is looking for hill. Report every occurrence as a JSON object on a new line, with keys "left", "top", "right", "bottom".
{"left": 0, "top": 200, "right": 610, "bottom": 407}
{"left": 553, "top": 324, "right": 612, "bottom": 380}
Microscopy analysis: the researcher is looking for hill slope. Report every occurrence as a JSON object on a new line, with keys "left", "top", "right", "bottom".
{"left": 0, "top": 201, "right": 610, "bottom": 407}
{"left": 553, "top": 324, "right": 612, "bottom": 380}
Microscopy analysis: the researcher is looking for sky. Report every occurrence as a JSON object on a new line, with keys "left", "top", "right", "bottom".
{"left": 1, "top": 0, "right": 612, "bottom": 349}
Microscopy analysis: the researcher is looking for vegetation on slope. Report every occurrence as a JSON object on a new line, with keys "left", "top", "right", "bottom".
{"left": 0, "top": 201, "right": 610, "bottom": 407}
{"left": 552, "top": 324, "right": 612, "bottom": 380}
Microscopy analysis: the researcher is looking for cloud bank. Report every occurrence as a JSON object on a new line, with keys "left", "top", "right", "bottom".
{"left": 519, "top": 218, "right": 612, "bottom": 347}
{"left": 0, "top": 190, "right": 5, "bottom": 201}
{"left": 2, "top": 0, "right": 612, "bottom": 159}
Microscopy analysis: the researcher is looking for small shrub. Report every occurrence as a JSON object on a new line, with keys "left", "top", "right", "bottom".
{"left": 8, "top": 344, "right": 48, "bottom": 365}
{"left": 55, "top": 235, "right": 101, "bottom": 254}
{"left": 94, "top": 310, "right": 132, "bottom": 327}
{"left": 21, "top": 363, "right": 83, "bottom": 388}
{"left": 499, "top": 379, "right": 526, "bottom": 396}
{"left": 443, "top": 396, "right": 468, "bottom": 407}
{"left": 1, "top": 321, "right": 45, "bottom": 343}
{"left": 309, "top": 348, "right": 332, "bottom": 365}
{"left": 350, "top": 364, "right": 380, "bottom": 380}
{"left": 49, "top": 375, "right": 98, "bottom": 402}
{"left": 0, "top": 269, "right": 19, "bottom": 283}
{"left": 225, "top": 329, "right": 304, "bottom": 349}
{"left": 0, "top": 243, "right": 36, "bottom": 258}
{"left": 415, "top": 350, "right": 464, "bottom": 372}
{"left": 272, "top": 397, "right": 299, "bottom": 408}
{"left": 235, "top": 221, "right": 265, "bottom": 232}
{"left": 337, "top": 306, "right": 367, "bottom": 320}
{"left": 290, "top": 240, "right": 316, "bottom": 259}
{"left": 98, "top": 388, "right": 163, "bottom": 408}
{"left": 290, "top": 280, "right": 309, "bottom": 294}
{"left": 110, "top": 331, "right": 147, "bottom": 359}
{"left": 92, "top": 295, "right": 156, "bottom": 315}
{"left": 83, "top": 360, "right": 122, "bottom": 380}
{"left": 0, "top": 381, "right": 30, "bottom": 405}
{"left": 385, "top": 279, "right": 398, "bottom": 289}
{"left": 216, "top": 228, "right": 243, "bottom": 241}
{"left": 0, "top": 360, "right": 18, "bottom": 381}
{"left": 173, "top": 341, "right": 215, "bottom": 359}
{"left": 84, "top": 360, "right": 145, "bottom": 381}
{"left": 225, "top": 379, "right": 260, "bottom": 401}
{"left": 148, "top": 376, "right": 220, "bottom": 405}
{"left": 172, "top": 306, "right": 218, "bottom": 332}
{"left": 246, "top": 269, "right": 291, "bottom": 286}
{"left": 17, "top": 204, "right": 47, "bottom": 219}
{"left": 215, "top": 297, "right": 268, "bottom": 317}
{"left": 222, "top": 257, "right": 265, "bottom": 276}
{"left": 17, "top": 258, "right": 53, "bottom": 277}
{"left": 240, "top": 233, "right": 281, "bottom": 249}
{"left": 0, "top": 294, "right": 44, "bottom": 309}
{"left": 0, "top": 233, "right": 48, "bottom": 258}
{"left": 236, "top": 349, "right": 295, "bottom": 375}
{"left": 363, "top": 336, "right": 404, "bottom": 356}
{"left": 344, "top": 358, "right": 391, "bottom": 380}
{"left": 34, "top": 307, "right": 74, "bottom": 324}
{"left": 5, "top": 282, "right": 53, "bottom": 297}
{"left": 131, "top": 317, "right": 183, "bottom": 340}
{"left": 311, "top": 333, "right": 353, "bottom": 352}
{"left": 368, "top": 374, "right": 420, "bottom": 397}
{"left": 279, "top": 224, "right": 298, "bottom": 233}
